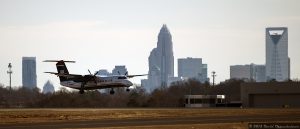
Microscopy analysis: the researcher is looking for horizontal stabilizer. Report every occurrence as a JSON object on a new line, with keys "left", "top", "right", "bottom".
{"left": 44, "top": 72, "right": 81, "bottom": 77}
{"left": 44, "top": 72, "right": 59, "bottom": 74}
{"left": 43, "top": 60, "right": 75, "bottom": 63}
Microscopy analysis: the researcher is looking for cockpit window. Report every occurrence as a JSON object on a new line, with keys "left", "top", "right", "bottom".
{"left": 118, "top": 77, "right": 127, "bottom": 79}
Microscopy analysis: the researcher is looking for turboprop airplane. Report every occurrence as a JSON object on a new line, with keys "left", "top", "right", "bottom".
{"left": 44, "top": 60, "right": 146, "bottom": 94}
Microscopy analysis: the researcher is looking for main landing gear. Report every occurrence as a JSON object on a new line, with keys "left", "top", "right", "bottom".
{"left": 79, "top": 83, "right": 85, "bottom": 94}
{"left": 110, "top": 88, "right": 115, "bottom": 95}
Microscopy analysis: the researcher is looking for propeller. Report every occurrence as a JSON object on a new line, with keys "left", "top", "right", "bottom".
{"left": 80, "top": 69, "right": 99, "bottom": 93}
{"left": 88, "top": 69, "right": 98, "bottom": 76}
{"left": 87, "top": 69, "right": 98, "bottom": 83}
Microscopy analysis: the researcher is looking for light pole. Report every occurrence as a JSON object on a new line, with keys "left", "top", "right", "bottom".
{"left": 7, "top": 63, "right": 12, "bottom": 91}
{"left": 212, "top": 71, "right": 216, "bottom": 86}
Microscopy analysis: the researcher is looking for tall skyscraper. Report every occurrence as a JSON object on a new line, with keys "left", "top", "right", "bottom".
{"left": 22, "top": 57, "right": 37, "bottom": 89}
{"left": 142, "top": 24, "right": 174, "bottom": 92}
{"left": 178, "top": 57, "right": 209, "bottom": 83}
{"left": 266, "top": 27, "right": 289, "bottom": 81}
{"left": 156, "top": 24, "right": 174, "bottom": 86}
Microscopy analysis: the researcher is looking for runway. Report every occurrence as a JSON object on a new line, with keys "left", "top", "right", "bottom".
{"left": 1, "top": 115, "right": 300, "bottom": 129}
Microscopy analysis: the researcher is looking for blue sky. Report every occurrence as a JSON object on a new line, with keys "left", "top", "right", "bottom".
{"left": 0, "top": 0, "right": 300, "bottom": 90}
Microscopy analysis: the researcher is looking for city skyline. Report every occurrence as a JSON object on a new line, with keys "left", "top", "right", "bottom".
{"left": 0, "top": 0, "right": 300, "bottom": 90}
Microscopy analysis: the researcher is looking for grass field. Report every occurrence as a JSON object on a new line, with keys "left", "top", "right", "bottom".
{"left": 87, "top": 123, "right": 248, "bottom": 129}
{"left": 0, "top": 108, "right": 299, "bottom": 128}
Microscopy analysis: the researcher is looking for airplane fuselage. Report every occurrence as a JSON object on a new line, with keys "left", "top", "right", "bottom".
{"left": 60, "top": 75, "right": 133, "bottom": 90}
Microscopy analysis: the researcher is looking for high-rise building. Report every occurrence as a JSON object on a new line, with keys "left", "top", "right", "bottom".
{"left": 230, "top": 64, "right": 266, "bottom": 82}
{"left": 266, "top": 27, "right": 289, "bottom": 81}
{"left": 97, "top": 69, "right": 111, "bottom": 76}
{"left": 167, "top": 77, "right": 182, "bottom": 86}
{"left": 156, "top": 24, "right": 174, "bottom": 86}
{"left": 142, "top": 24, "right": 174, "bottom": 92}
{"left": 201, "top": 64, "right": 208, "bottom": 82}
{"left": 112, "top": 65, "right": 128, "bottom": 75}
{"left": 42, "top": 80, "right": 55, "bottom": 94}
{"left": 230, "top": 65, "right": 253, "bottom": 81}
{"left": 22, "top": 57, "right": 37, "bottom": 89}
{"left": 142, "top": 65, "right": 161, "bottom": 92}
{"left": 254, "top": 65, "right": 266, "bottom": 82}
{"left": 178, "top": 57, "right": 209, "bottom": 83}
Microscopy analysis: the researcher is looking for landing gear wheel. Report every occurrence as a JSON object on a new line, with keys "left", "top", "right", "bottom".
{"left": 110, "top": 89, "right": 115, "bottom": 95}
{"left": 79, "top": 90, "right": 84, "bottom": 94}
{"left": 79, "top": 83, "right": 85, "bottom": 94}
{"left": 126, "top": 88, "right": 130, "bottom": 92}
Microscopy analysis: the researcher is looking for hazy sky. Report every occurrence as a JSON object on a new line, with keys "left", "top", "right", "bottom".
{"left": 0, "top": 0, "right": 299, "bottom": 90}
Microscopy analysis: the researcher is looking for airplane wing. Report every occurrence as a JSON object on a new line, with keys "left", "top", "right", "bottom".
{"left": 82, "top": 74, "right": 96, "bottom": 79}
{"left": 126, "top": 74, "right": 148, "bottom": 78}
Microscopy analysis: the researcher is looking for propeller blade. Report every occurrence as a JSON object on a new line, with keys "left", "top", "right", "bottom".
{"left": 94, "top": 71, "right": 99, "bottom": 76}
{"left": 87, "top": 69, "right": 98, "bottom": 83}
{"left": 92, "top": 71, "right": 99, "bottom": 83}
{"left": 125, "top": 72, "right": 128, "bottom": 76}
{"left": 118, "top": 71, "right": 121, "bottom": 75}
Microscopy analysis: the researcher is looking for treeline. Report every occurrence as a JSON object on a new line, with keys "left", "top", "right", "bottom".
{"left": 1, "top": 79, "right": 296, "bottom": 108}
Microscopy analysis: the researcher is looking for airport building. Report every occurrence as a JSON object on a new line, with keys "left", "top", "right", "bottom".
{"left": 178, "top": 57, "right": 209, "bottom": 83}
{"left": 22, "top": 57, "right": 37, "bottom": 89}
{"left": 185, "top": 82, "right": 300, "bottom": 108}
{"left": 230, "top": 64, "right": 266, "bottom": 82}
{"left": 241, "top": 82, "right": 300, "bottom": 108}
{"left": 266, "top": 27, "right": 290, "bottom": 81}
{"left": 185, "top": 95, "right": 225, "bottom": 108}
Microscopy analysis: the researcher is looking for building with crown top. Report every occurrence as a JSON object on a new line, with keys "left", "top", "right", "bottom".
{"left": 142, "top": 24, "right": 175, "bottom": 92}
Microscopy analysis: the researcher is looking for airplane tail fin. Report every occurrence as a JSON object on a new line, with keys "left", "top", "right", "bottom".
{"left": 56, "top": 61, "right": 69, "bottom": 82}
{"left": 44, "top": 60, "right": 75, "bottom": 82}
